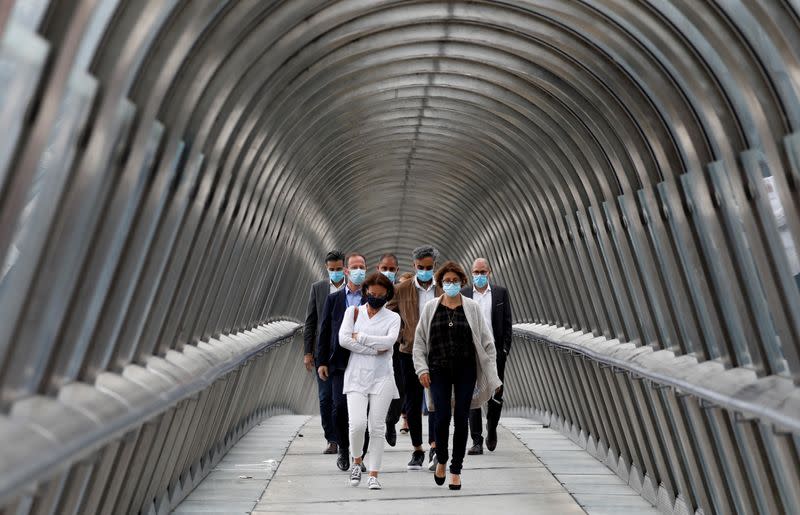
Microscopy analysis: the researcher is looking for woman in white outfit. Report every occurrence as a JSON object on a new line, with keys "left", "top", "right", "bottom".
{"left": 338, "top": 272, "right": 401, "bottom": 490}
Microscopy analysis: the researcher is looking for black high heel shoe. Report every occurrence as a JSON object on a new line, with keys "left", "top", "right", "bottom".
{"left": 434, "top": 464, "right": 446, "bottom": 486}
{"left": 449, "top": 474, "right": 461, "bottom": 490}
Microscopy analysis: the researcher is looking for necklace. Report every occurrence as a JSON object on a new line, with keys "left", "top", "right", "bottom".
{"left": 445, "top": 306, "right": 457, "bottom": 327}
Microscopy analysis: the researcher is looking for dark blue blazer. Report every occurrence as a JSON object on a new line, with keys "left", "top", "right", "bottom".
{"left": 316, "top": 289, "right": 363, "bottom": 373}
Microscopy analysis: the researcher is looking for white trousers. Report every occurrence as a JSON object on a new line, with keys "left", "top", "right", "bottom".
{"left": 346, "top": 385, "right": 394, "bottom": 472}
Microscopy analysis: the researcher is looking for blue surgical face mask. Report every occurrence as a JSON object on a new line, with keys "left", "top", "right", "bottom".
{"left": 473, "top": 274, "right": 488, "bottom": 288}
{"left": 329, "top": 270, "right": 344, "bottom": 283}
{"left": 349, "top": 268, "right": 366, "bottom": 285}
{"left": 416, "top": 269, "right": 434, "bottom": 282}
{"left": 381, "top": 270, "right": 396, "bottom": 282}
{"left": 443, "top": 281, "right": 461, "bottom": 297}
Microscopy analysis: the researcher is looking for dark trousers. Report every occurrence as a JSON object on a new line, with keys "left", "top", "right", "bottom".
{"left": 430, "top": 366, "right": 477, "bottom": 475}
{"left": 317, "top": 372, "right": 336, "bottom": 444}
{"left": 470, "top": 354, "right": 506, "bottom": 445}
{"left": 399, "top": 351, "right": 424, "bottom": 447}
{"left": 332, "top": 371, "right": 368, "bottom": 455}
{"left": 385, "top": 342, "right": 405, "bottom": 427}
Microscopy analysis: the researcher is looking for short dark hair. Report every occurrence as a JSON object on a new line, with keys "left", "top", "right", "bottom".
{"left": 325, "top": 250, "right": 345, "bottom": 263}
{"left": 361, "top": 272, "right": 395, "bottom": 301}
{"left": 379, "top": 253, "right": 398, "bottom": 265}
{"left": 345, "top": 252, "right": 367, "bottom": 266}
{"left": 435, "top": 260, "right": 468, "bottom": 285}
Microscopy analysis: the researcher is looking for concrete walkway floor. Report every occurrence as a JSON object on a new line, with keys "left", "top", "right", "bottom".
{"left": 174, "top": 414, "right": 658, "bottom": 515}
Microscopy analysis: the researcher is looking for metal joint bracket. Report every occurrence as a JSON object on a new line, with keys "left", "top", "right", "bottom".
{"left": 698, "top": 398, "right": 717, "bottom": 410}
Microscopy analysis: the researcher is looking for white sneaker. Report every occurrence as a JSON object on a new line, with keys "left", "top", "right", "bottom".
{"left": 350, "top": 463, "right": 362, "bottom": 486}
{"left": 367, "top": 476, "right": 382, "bottom": 490}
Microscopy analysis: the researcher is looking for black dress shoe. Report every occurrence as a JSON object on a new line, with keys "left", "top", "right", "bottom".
{"left": 385, "top": 424, "right": 397, "bottom": 447}
{"left": 336, "top": 450, "right": 350, "bottom": 471}
{"left": 486, "top": 426, "right": 498, "bottom": 452}
{"left": 323, "top": 442, "right": 338, "bottom": 454}
{"left": 434, "top": 471, "right": 446, "bottom": 486}
{"left": 467, "top": 443, "right": 483, "bottom": 455}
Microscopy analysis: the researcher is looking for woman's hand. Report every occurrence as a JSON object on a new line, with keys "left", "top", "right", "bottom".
{"left": 419, "top": 372, "right": 431, "bottom": 388}
{"left": 352, "top": 333, "right": 359, "bottom": 340}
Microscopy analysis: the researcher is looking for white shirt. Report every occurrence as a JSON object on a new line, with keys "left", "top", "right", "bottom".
{"left": 414, "top": 276, "right": 436, "bottom": 318}
{"left": 329, "top": 280, "right": 345, "bottom": 294}
{"left": 473, "top": 284, "right": 493, "bottom": 328}
{"left": 338, "top": 305, "right": 401, "bottom": 397}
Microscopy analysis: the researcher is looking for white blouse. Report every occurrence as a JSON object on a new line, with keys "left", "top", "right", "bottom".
{"left": 338, "top": 305, "right": 401, "bottom": 397}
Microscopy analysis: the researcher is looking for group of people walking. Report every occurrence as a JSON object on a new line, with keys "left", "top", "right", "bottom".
{"left": 303, "top": 246, "right": 512, "bottom": 491}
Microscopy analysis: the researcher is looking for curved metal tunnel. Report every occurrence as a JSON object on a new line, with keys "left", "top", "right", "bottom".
{"left": 1, "top": 1, "right": 800, "bottom": 513}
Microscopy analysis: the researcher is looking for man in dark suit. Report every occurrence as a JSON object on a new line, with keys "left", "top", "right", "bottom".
{"left": 461, "top": 258, "right": 513, "bottom": 454}
{"left": 316, "top": 252, "right": 368, "bottom": 471}
{"left": 304, "top": 250, "right": 346, "bottom": 454}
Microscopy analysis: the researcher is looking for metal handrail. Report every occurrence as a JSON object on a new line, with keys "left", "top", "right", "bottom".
{"left": 0, "top": 321, "right": 310, "bottom": 512}
{"left": 506, "top": 324, "right": 800, "bottom": 513}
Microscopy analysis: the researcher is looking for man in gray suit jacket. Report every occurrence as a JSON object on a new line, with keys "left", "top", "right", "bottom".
{"left": 304, "top": 250, "right": 346, "bottom": 454}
